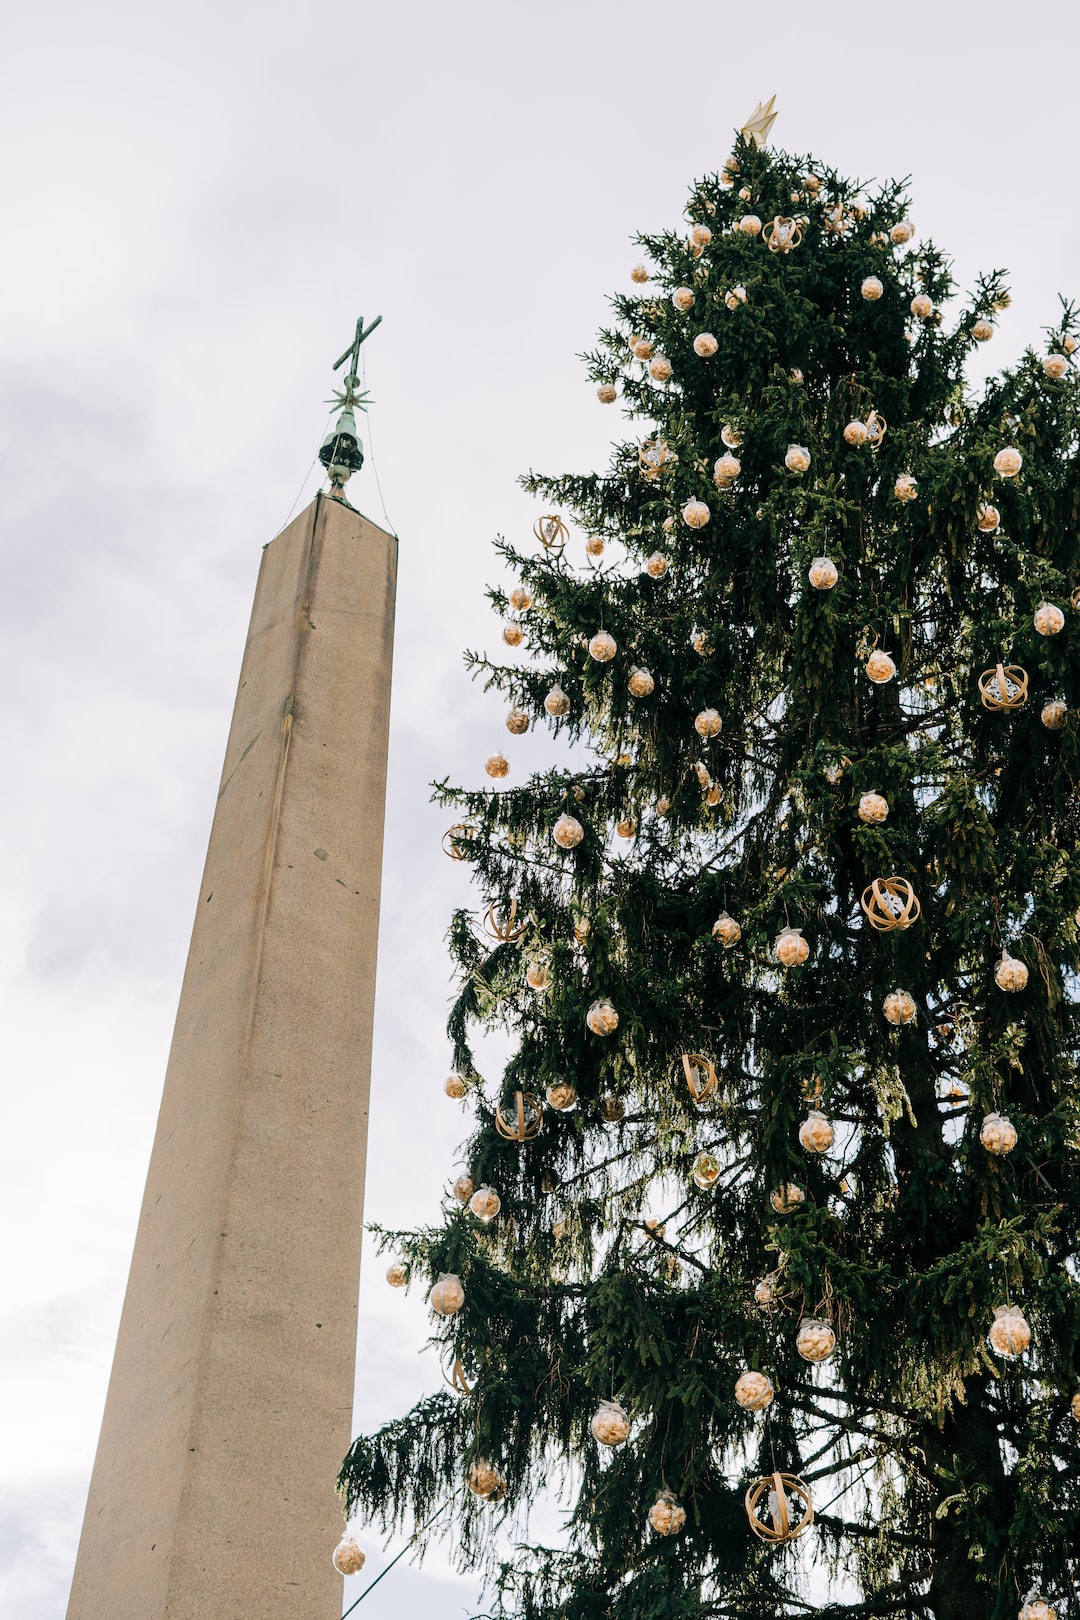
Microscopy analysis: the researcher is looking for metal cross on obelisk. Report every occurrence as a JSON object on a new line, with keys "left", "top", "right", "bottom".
{"left": 67, "top": 324, "right": 397, "bottom": 1620}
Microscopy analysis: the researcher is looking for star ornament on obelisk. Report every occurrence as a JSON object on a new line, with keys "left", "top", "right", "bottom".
{"left": 740, "top": 94, "right": 778, "bottom": 147}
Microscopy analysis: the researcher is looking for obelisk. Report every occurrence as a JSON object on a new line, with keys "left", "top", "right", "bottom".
{"left": 67, "top": 337, "right": 396, "bottom": 1619}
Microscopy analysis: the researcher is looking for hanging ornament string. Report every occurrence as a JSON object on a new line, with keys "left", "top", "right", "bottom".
{"left": 339, "top": 1494, "right": 457, "bottom": 1618}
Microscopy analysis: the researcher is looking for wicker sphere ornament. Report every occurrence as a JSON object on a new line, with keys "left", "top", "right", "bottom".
{"left": 534, "top": 513, "right": 569, "bottom": 551}
{"left": 977, "top": 503, "right": 1001, "bottom": 532}
{"left": 808, "top": 556, "right": 839, "bottom": 591}
{"left": 735, "top": 1370, "right": 775, "bottom": 1411}
{"left": 692, "top": 1150, "right": 721, "bottom": 1190}
{"left": 1035, "top": 602, "right": 1066, "bottom": 636}
{"left": 861, "top": 275, "right": 884, "bottom": 301}
{"left": 485, "top": 752, "right": 510, "bottom": 779}
{"left": 645, "top": 550, "right": 669, "bottom": 579}
{"left": 771, "top": 1183, "right": 806, "bottom": 1213}
{"left": 469, "top": 1184, "right": 501, "bottom": 1223}
{"left": 694, "top": 707, "right": 722, "bottom": 738}
{"left": 798, "top": 1110, "right": 834, "bottom": 1154}
{"left": 796, "top": 1317, "right": 837, "bottom": 1362}
{"left": 693, "top": 331, "right": 718, "bottom": 357}
{"left": 764, "top": 215, "right": 802, "bottom": 253}
{"left": 910, "top": 292, "right": 934, "bottom": 319}
{"left": 631, "top": 337, "right": 655, "bottom": 360}
{"left": 495, "top": 1090, "right": 543, "bottom": 1141}
{"left": 452, "top": 1173, "right": 474, "bottom": 1203}
{"left": 649, "top": 355, "right": 672, "bottom": 382}
{"left": 858, "top": 791, "right": 889, "bottom": 824}
{"left": 866, "top": 648, "right": 897, "bottom": 684}
{"left": 713, "top": 452, "right": 742, "bottom": 485}
{"left": 332, "top": 1536, "right": 366, "bottom": 1576}
{"left": 506, "top": 707, "right": 529, "bottom": 735}
{"left": 980, "top": 1112, "right": 1018, "bottom": 1155}
{"left": 628, "top": 666, "right": 655, "bottom": 698}
{"left": 544, "top": 684, "right": 570, "bottom": 717}
{"left": 445, "top": 1072, "right": 468, "bottom": 1099}
{"left": 467, "top": 1459, "right": 506, "bottom": 1499}
{"left": 546, "top": 1082, "right": 577, "bottom": 1110}
{"left": 681, "top": 1052, "right": 718, "bottom": 1103}
{"left": 649, "top": 1490, "right": 687, "bottom": 1536}
{"left": 883, "top": 989, "right": 917, "bottom": 1026}
{"left": 775, "top": 926, "right": 809, "bottom": 967}
{"left": 994, "top": 445, "right": 1023, "bottom": 477}
{"left": 596, "top": 382, "right": 618, "bottom": 403}
{"left": 502, "top": 621, "right": 523, "bottom": 647}
{"left": 553, "top": 813, "right": 584, "bottom": 850}
{"left": 979, "top": 664, "right": 1029, "bottom": 711}
{"left": 672, "top": 286, "right": 695, "bottom": 312}
{"left": 630, "top": 264, "right": 649, "bottom": 283}
{"left": 843, "top": 419, "right": 869, "bottom": 446}
{"left": 599, "top": 1094, "right": 626, "bottom": 1122}
{"left": 589, "top": 629, "right": 617, "bottom": 663}
{"left": 386, "top": 1261, "right": 407, "bottom": 1288}
{"left": 861, "top": 877, "right": 921, "bottom": 931}
{"left": 713, "top": 911, "right": 742, "bottom": 947}
{"left": 1020, "top": 1602, "right": 1058, "bottom": 1620}
{"left": 429, "top": 1272, "right": 465, "bottom": 1316}
{"left": 745, "top": 1472, "right": 814, "bottom": 1543}
{"left": 587, "top": 997, "right": 620, "bottom": 1036}
{"left": 1044, "top": 352, "right": 1069, "bottom": 380}
{"left": 682, "top": 498, "right": 711, "bottom": 529}
{"left": 1042, "top": 700, "right": 1067, "bottom": 730}
{"left": 785, "top": 443, "right": 811, "bottom": 473}
{"left": 988, "top": 1303, "right": 1031, "bottom": 1358}
{"left": 591, "top": 1399, "right": 631, "bottom": 1445}
{"left": 995, "top": 952, "right": 1029, "bottom": 992}
{"left": 690, "top": 222, "right": 712, "bottom": 247}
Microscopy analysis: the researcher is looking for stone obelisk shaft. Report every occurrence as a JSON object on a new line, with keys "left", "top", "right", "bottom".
{"left": 67, "top": 494, "right": 396, "bottom": 1619}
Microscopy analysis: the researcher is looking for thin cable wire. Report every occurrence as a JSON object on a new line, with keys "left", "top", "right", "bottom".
{"left": 360, "top": 350, "right": 398, "bottom": 538}
{"left": 274, "top": 408, "right": 334, "bottom": 540}
{"left": 339, "top": 1495, "right": 456, "bottom": 1618}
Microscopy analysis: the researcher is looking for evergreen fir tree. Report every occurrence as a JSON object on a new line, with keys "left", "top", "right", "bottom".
{"left": 340, "top": 129, "right": 1080, "bottom": 1620}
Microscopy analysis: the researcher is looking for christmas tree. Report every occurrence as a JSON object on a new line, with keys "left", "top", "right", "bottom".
{"left": 340, "top": 120, "right": 1080, "bottom": 1620}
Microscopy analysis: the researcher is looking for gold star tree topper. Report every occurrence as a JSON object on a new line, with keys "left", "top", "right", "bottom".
{"left": 740, "top": 95, "right": 778, "bottom": 148}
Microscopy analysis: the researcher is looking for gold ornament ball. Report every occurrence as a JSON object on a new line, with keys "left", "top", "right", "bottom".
{"left": 1034, "top": 602, "right": 1065, "bottom": 636}
{"left": 587, "top": 996, "right": 620, "bottom": 1036}
{"left": 468, "top": 1459, "right": 505, "bottom": 1499}
{"left": 775, "top": 927, "right": 809, "bottom": 967}
{"left": 485, "top": 752, "right": 510, "bottom": 779}
{"left": 628, "top": 666, "right": 655, "bottom": 697}
{"left": 1044, "top": 352, "right": 1069, "bottom": 380}
{"left": 649, "top": 356, "right": 672, "bottom": 382}
{"left": 1065, "top": 335, "right": 1079, "bottom": 353}
{"left": 693, "top": 331, "right": 718, "bottom": 357}
{"left": 502, "top": 621, "right": 523, "bottom": 647}
{"left": 735, "top": 1370, "right": 775, "bottom": 1411}
{"left": 509, "top": 585, "right": 532, "bottom": 611}
{"left": 785, "top": 443, "right": 811, "bottom": 473}
{"left": 691, "top": 223, "right": 712, "bottom": 247}
{"left": 977, "top": 503, "right": 1000, "bottom": 532}
{"left": 616, "top": 816, "right": 636, "bottom": 839}
{"left": 452, "top": 1173, "right": 474, "bottom": 1203}
{"left": 526, "top": 961, "right": 550, "bottom": 991}
{"left": 754, "top": 1276, "right": 777, "bottom": 1308}
{"left": 585, "top": 534, "right": 605, "bottom": 557}
{"left": 655, "top": 795, "right": 671, "bottom": 816}
{"left": 994, "top": 445, "right": 1023, "bottom": 477}
{"left": 972, "top": 318, "right": 994, "bottom": 342}
{"left": 894, "top": 473, "right": 918, "bottom": 502}
{"left": 597, "top": 382, "right": 618, "bottom": 403}
{"left": 712, "top": 911, "right": 741, "bottom": 947}
{"left": 692, "top": 630, "right": 714, "bottom": 657}
{"left": 544, "top": 684, "right": 570, "bottom": 717}
{"left": 713, "top": 452, "right": 741, "bottom": 485}
{"left": 591, "top": 1399, "right": 631, "bottom": 1445}
{"left": 808, "top": 556, "right": 839, "bottom": 591}
{"left": 910, "top": 292, "right": 934, "bottom": 318}
{"left": 672, "top": 286, "right": 695, "bottom": 311}
{"left": 694, "top": 707, "right": 722, "bottom": 738}
{"left": 890, "top": 220, "right": 914, "bottom": 244}
{"left": 445, "top": 1073, "right": 468, "bottom": 1099}
{"left": 861, "top": 275, "right": 884, "bottom": 301}
{"left": 429, "top": 1272, "right": 465, "bottom": 1316}
{"left": 738, "top": 184, "right": 752, "bottom": 200}
{"left": 598, "top": 1094, "right": 625, "bottom": 1123}
{"left": 726, "top": 284, "right": 748, "bottom": 308}
{"left": 980, "top": 1112, "right": 1017, "bottom": 1155}
{"left": 721, "top": 424, "right": 743, "bottom": 449}
{"left": 1020, "top": 1603, "right": 1058, "bottom": 1620}
{"left": 995, "top": 952, "right": 1028, "bottom": 992}
{"left": 630, "top": 264, "right": 649, "bottom": 283}
{"left": 988, "top": 1303, "right": 1031, "bottom": 1358}
{"left": 858, "top": 791, "right": 889, "bottom": 824}
{"left": 739, "top": 213, "right": 763, "bottom": 235}
{"left": 553, "top": 813, "right": 585, "bottom": 850}
{"left": 843, "top": 419, "right": 869, "bottom": 446}
{"left": 866, "top": 649, "right": 896, "bottom": 684}
{"left": 546, "top": 1082, "right": 577, "bottom": 1110}
{"left": 1072, "top": 1392, "right": 1080, "bottom": 1421}
{"left": 385, "top": 1262, "right": 407, "bottom": 1289}
{"left": 795, "top": 1318, "right": 837, "bottom": 1362}
{"left": 682, "top": 498, "right": 711, "bottom": 529}
{"left": 884, "top": 989, "right": 916, "bottom": 1025}
{"left": 506, "top": 708, "right": 529, "bottom": 735}
{"left": 333, "top": 1537, "right": 366, "bottom": 1576}
{"left": 631, "top": 337, "right": 654, "bottom": 359}
{"left": 692, "top": 1150, "right": 721, "bottom": 1190}
{"left": 648, "top": 1491, "right": 686, "bottom": 1536}
{"left": 1042, "top": 700, "right": 1067, "bottom": 730}
{"left": 469, "top": 1184, "right": 501, "bottom": 1223}
{"left": 645, "top": 550, "right": 669, "bottom": 578}
{"left": 770, "top": 1183, "right": 806, "bottom": 1213}
{"left": 798, "top": 1111, "right": 834, "bottom": 1154}
{"left": 589, "top": 629, "right": 617, "bottom": 662}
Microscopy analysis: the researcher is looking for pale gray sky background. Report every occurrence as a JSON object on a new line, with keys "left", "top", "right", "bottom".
{"left": 2, "top": 1, "right": 1079, "bottom": 1614}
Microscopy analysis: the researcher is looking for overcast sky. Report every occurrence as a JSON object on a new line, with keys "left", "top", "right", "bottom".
{"left": 2, "top": 1, "right": 1079, "bottom": 1615}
